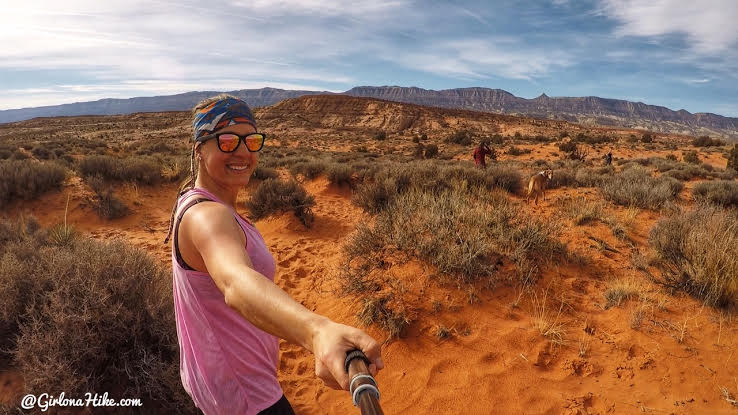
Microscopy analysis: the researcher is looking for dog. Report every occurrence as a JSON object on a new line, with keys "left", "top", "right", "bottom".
{"left": 526, "top": 169, "right": 553, "bottom": 205}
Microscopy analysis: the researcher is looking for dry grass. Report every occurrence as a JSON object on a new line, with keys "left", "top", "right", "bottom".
{"left": 603, "top": 277, "right": 646, "bottom": 309}
{"left": 649, "top": 206, "right": 738, "bottom": 308}
{"left": 693, "top": 180, "right": 738, "bottom": 208}
{"left": 0, "top": 217, "right": 197, "bottom": 413}
{"left": 531, "top": 289, "right": 567, "bottom": 346}
{"left": 245, "top": 178, "right": 315, "bottom": 227}
{"left": 557, "top": 196, "right": 606, "bottom": 225}
{"left": 0, "top": 160, "right": 67, "bottom": 208}
{"left": 600, "top": 166, "right": 682, "bottom": 209}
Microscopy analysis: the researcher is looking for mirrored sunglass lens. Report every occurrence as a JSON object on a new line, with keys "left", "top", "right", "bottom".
{"left": 245, "top": 134, "right": 264, "bottom": 151}
{"left": 218, "top": 134, "right": 240, "bottom": 151}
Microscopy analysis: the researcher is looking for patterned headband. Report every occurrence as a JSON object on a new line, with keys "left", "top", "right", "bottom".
{"left": 193, "top": 97, "right": 257, "bottom": 141}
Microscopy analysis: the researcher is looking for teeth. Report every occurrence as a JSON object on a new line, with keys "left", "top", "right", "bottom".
{"left": 227, "top": 165, "right": 249, "bottom": 171}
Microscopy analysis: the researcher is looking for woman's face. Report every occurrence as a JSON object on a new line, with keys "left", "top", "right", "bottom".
{"left": 196, "top": 122, "right": 260, "bottom": 189}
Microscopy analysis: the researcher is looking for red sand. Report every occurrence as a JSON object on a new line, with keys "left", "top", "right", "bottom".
{"left": 3, "top": 169, "right": 738, "bottom": 414}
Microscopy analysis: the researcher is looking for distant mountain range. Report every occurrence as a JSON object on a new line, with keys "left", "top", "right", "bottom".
{"left": 2, "top": 86, "right": 737, "bottom": 139}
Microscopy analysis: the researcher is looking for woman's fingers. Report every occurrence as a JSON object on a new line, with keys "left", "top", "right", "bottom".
{"left": 312, "top": 321, "right": 384, "bottom": 390}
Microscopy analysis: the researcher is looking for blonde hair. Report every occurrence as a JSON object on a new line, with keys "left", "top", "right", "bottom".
{"left": 163, "top": 94, "right": 240, "bottom": 244}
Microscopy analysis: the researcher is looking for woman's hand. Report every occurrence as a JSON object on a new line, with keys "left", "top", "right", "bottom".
{"left": 310, "top": 319, "right": 384, "bottom": 390}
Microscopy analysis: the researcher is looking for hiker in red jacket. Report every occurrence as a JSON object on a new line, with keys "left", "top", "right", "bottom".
{"left": 473, "top": 140, "right": 492, "bottom": 168}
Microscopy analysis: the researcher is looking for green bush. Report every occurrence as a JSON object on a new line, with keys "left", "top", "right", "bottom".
{"left": 245, "top": 179, "right": 315, "bottom": 227}
{"left": 0, "top": 160, "right": 67, "bottom": 208}
{"left": 649, "top": 207, "right": 738, "bottom": 308}
{"left": 0, "top": 217, "right": 197, "bottom": 412}
{"left": 693, "top": 181, "right": 738, "bottom": 208}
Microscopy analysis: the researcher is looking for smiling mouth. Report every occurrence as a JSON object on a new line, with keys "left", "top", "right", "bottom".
{"left": 226, "top": 164, "right": 250, "bottom": 171}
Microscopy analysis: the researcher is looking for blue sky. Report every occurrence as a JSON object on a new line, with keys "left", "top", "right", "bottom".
{"left": 1, "top": 0, "right": 737, "bottom": 116}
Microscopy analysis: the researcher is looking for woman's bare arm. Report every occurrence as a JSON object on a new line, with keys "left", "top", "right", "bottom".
{"left": 179, "top": 202, "right": 383, "bottom": 389}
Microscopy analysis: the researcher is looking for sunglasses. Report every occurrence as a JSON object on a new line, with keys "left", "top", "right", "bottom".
{"left": 196, "top": 132, "right": 266, "bottom": 153}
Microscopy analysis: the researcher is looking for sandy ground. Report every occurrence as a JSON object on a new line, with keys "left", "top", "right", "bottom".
{"left": 2, "top": 163, "right": 737, "bottom": 414}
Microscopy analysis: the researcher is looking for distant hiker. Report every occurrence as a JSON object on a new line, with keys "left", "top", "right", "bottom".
{"left": 164, "top": 95, "right": 383, "bottom": 415}
{"left": 605, "top": 151, "right": 613, "bottom": 166}
{"left": 473, "top": 140, "right": 493, "bottom": 168}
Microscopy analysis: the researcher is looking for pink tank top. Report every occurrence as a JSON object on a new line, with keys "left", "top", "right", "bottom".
{"left": 171, "top": 187, "right": 283, "bottom": 415}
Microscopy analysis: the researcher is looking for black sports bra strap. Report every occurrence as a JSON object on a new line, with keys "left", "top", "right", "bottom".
{"left": 174, "top": 197, "right": 212, "bottom": 271}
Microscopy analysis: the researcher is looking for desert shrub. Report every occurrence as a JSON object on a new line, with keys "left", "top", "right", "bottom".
{"left": 574, "top": 134, "right": 612, "bottom": 145}
{"left": 373, "top": 130, "right": 387, "bottom": 141}
{"left": 289, "top": 160, "right": 328, "bottom": 180}
{"left": 713, "top": 168, "right": 738, "bottom": 180}
{"left": 641, "top": 132, "right": 654, "bottom": 143}
{"left": 344, "top": 187, "right": 562, "bottom": 288}
{"left": 446, "top": 129, "right": 474, "bottom": 145}
{"left": 600, "top": 166, "right": 682, "bottom": 209}
{"left": 692, "top": 135, "right": 724, "bottom": 147}
{"left": 486, "top": 165, "right": 523, "bottom": 194}
{"left": 0, "top": 160, "right": 67, "bottom": 208}
{"left": 558, "top": 141, "right": 578, "bottom": 153}
{"left": 507, "top": 146, "right": 531, "bottom": 156}
{"left": 87, "top": 175, "right": 130, "bottom": 220}
{"left": 79, "top": 155, "right": 162, "bottom": 184}
{"left": 252, "top": 166, "right": 279, "bottom": 181}
{"left": 546, "top": 169, "right": 577, "bottom": 189}
{"left": 0, "top": 217, "right": 197, "bottom": 413}
{"left": 424, "top": 144, "right": 439, "bottom": 159}
{"left": 693, "top": 181, "right": 738, "bottom": 208}
{"left": 487, "top": 134, "right": 504, "bottom": 144}
{"left": 683, "top": 150, "right": 700, "bottom": 164}
{"left": 326, "top": 163, "right": 354, "bottom": 187}
{"left": 357, "top": 294, "right": 412, "bottom": 339}
{"left": 649, "top": 206, "right": 738, "bottom": 308}
{"left": 245, "top": 178, "right": 315, "bottom": 227}
{"left": 728, "top": 144, "right": 738, "bottom": 172}
{"left": 574, "top": 166, "right": 614, "bottom": 187}
{"left": 31, "top": 146, "right": 53, "bottom": 160}
{"left": 666, "top": 154, "right": 678, "bottom": 161}
{"left": 352, "top": 161, "right": 523, "bottom": 214}
{"left": 557, "top": 196, "right": 605, "bottom": 225}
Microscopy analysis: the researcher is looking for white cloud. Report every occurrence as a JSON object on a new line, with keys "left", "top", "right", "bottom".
{"left": 599, "top": 0, "right": 738, "bottom": 53}
{"left": 387, "top": 39, "right": 571, "bottom": 80}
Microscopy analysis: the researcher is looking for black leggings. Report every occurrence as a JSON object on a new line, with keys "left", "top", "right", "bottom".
{"left": 258, "top": 395, "right": 295, "bottom": 415}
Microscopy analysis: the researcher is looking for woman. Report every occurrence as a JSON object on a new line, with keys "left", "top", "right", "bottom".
{"left": 164, "top": 94, "right": 383, "bottom": 414}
